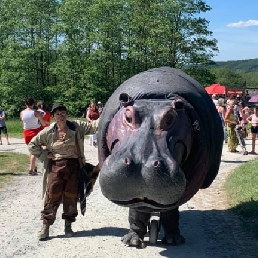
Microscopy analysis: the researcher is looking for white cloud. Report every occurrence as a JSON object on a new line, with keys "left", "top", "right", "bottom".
{"left": 227, "top": 19, "right": 258, "bottom": 28}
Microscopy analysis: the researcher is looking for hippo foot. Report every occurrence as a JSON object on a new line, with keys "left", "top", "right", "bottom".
{"left": 161, "top": 233, "right": 185, "bottom": 245}
{"left": 121, "top": 231, "right": 146, "bottom": 248}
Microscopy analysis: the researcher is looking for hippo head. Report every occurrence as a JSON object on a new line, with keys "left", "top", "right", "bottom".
{"left": 98, "top": 67, "right": 223, "bottom": 212}
{"left": 99, "top": 93, "right": 194, "bottom": 211}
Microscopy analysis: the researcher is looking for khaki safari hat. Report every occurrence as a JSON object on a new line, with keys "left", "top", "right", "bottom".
{"left": 50, "top": 103, "right": 67, "bottom": 113}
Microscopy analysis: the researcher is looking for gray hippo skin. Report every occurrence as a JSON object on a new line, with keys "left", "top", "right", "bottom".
{"left": 97, "top": 67, "right": 224, "bottom": 247}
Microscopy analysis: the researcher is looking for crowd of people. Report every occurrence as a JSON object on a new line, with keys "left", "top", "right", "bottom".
{"left": 212, "top": 94, "right": 258, "bottom": 154}
{"left": 1, "top": 98, "right": 101, "bottom": 239}
{"left": 2, "top": 98, "right": 103, "bottom": 176}
{"left": 1, "top": 94, "right": 257, "bottom": 241}
{"left": 2, "top": 97, "right": 101, "bottom": 240}
{"left": 18, "top": 98, "right": 99, "bottom": 240}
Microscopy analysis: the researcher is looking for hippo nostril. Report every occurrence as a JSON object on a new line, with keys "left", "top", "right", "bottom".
{"left": 153, "top": 160, "right": 160, "bottom": 167}
{"left": 124, "top": 158, "right": 131, "bottom": 165}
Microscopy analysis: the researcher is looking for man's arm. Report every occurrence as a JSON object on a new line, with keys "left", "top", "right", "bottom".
{"left": 74, "top": 119, "right": 99, "bottom": 136}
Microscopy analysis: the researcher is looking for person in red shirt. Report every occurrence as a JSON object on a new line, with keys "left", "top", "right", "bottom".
{"left": 37, "top": 101, "right": 51, "bottom": 128}
{"left": 86, "top": 101, "right": 100, "bottom": 146}
{"left": 86, "top": 101, "right": 99, "bottom": 123}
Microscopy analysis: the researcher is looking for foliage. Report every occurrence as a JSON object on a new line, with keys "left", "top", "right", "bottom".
{"left": 0, "top": 0, "right": 218, "bottom": 117}
{"left": 225, "top": 158, "right": 258, "bottom": 238}
{"left": 211, "top": 58, "right": 258, "bottom": 73}
{"left": 5, "top": 119, "right": 24, "bottom": 138}
{"left": 244, "top": 71, "right": 258, "bottom": 89}
{"left": 207, "top": 59, "right": 258, "bottom": 89}
{"left": 0, "top": 0, "right": 60, "bottom": 114}
{"left": 209, "top": 67, "right": 246, "bottom": 88}
{"left": 184, "top": 67, "right": 216, "bottom": 86}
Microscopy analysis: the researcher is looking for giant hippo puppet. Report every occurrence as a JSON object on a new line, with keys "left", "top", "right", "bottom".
{"left": 97, "top": 67, "right": 224, "bottom": 247}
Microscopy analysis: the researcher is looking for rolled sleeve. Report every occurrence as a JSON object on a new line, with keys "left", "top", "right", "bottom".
{"left": 77, "top": 119, "right": 99, "bottom": 135}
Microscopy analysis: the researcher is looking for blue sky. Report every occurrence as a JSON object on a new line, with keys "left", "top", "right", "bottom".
{"left": 203, "top": 0, "right": 258, "bottom": 61}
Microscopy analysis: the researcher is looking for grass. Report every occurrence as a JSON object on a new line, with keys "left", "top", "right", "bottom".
{"left": 224, "top": 157, "right": 258, "bottom": 238}
{"left": 5, "top": 119, "right": 24, "bottom": 138}
{"left": 6, "top": 117, "right": 83, "bottom": 138}
{"left": 0, "top": 152, "right": 29, "bottom": 187}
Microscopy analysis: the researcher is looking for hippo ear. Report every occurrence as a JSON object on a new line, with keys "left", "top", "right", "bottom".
{"left": 172, "top": 99, "right": 185, "bottom": 110}
{"left": 119, "top": 93, "right": 134, "bottom": 107}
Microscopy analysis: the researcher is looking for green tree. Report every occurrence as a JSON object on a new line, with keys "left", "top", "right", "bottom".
{"left": 123, "top": 0, "right": 218, "bottom": 75}
{"left": 0, "top": 0, "right": 59, "bottom": 116}
{"left": 210, "top": 67, "right": 246, "bottom": 88}
{"left": 245, "top": 72, "right": 258, "bottom": 89}
{"left": 0, "top": 0, "right": 219, "bottom": 117}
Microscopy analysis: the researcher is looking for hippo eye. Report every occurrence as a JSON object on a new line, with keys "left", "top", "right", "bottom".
{"left": 165, "top": 115, "right": 173, "bottom": 124}
{"left": 160, "top": 111, "right": 176, "bottom": 130}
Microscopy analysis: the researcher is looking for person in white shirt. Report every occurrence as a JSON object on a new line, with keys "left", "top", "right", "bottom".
{"left": 20, "top": 97, "right": 46, "bottom": 175}
{"left": 212, "top": 94, "right": 218, "bottom": 106}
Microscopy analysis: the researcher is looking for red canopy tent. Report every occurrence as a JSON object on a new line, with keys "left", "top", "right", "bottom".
{"left": 205, "top": 84, "right": 226, "bottom": 95}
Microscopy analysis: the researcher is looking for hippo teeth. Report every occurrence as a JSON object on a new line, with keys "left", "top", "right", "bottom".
{"left": 136, "top": 197, "right": 145, "bottom": 201}
{"left": 135, "top": 197, "right": 154, "bottom": 202}
{"left": 111, "top": 197, "right": 179, "bottom": 210}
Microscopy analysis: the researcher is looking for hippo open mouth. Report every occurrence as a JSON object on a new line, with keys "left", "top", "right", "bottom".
{"left": 111, "top": 197, "right": 179, "bottom": 211}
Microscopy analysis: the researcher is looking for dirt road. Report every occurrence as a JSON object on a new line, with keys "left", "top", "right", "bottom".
{"left": 0, "top": 138, "right": 257, "bottom": 258}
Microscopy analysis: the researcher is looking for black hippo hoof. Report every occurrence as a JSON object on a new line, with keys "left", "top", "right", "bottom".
{"left": 121, "top": 232, "right": 146, "bottom": 248}
{"left": 162, "top": 233, "right": 185, "bottom": 245}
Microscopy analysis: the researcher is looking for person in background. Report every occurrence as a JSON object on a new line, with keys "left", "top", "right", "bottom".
{"left": 28, "top": 103, "right": 99, "bottom": 240}
{"left": 239, "top": 105, "right": 249, "bottom": 138}
{"left": 97, "top": 101, "right": 104, "bottom": 116}
{"left": 224, "top": 99, "right": 239, "bottom": 153}
{"left": 82, "top": 106, "right": 87, "bottom": 119}
{"left": 0, "top": 107, "right": 11, "bottom": 145}
{"left": 86, "top": 101, "right": 100, "bottom": 123}
{"left": 247, "top": 107, "right": 258, "bottom": 155}
{"left": 37, "top": 100, "right": 51, "bottom": 128}
{"left": 86, "top": 102, "right": 100, "bottom": 146}
{"left": 236, "top": 94, "right": 241, "bottom": 104}
{"left": 20, "top": 97, "right": 46, "bottom": 175}
{"left": 211, "top": 94, "right": 218, "bottom": 106}
{"left": 216, "top": 98, "right": 227, "bottom": 142}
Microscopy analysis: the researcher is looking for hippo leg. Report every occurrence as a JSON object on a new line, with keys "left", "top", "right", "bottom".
{"left": 121, "top": 208, "right": 150, "bottom": 247}
{"left": 160, "top": 208, "right": 185, "bottom": 245}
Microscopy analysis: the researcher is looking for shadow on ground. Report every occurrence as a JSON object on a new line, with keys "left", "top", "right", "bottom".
{"left": 45, "top": 207, "right": 258, "bottom": 258}
{"left": 0, "top": 173, "right": 27, "bottom": 176}
{"left": 221, "top": 159, "right": 249, "bottom": 164}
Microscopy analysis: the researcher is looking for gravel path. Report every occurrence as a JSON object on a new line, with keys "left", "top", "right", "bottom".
{"left": 0, "top": 138, "right": 257, "bottom": 258}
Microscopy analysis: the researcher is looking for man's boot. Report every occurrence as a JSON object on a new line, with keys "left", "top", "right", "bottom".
{"left": 38, "top": 224, "right": 50, "bottom": 240}
{"left": 65, "top": 220, "right": 75, "bottom": 237}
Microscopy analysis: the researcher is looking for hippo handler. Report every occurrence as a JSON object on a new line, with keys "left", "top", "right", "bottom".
{"left": 97, "top": 67, "right": 224, "bottom": 247}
